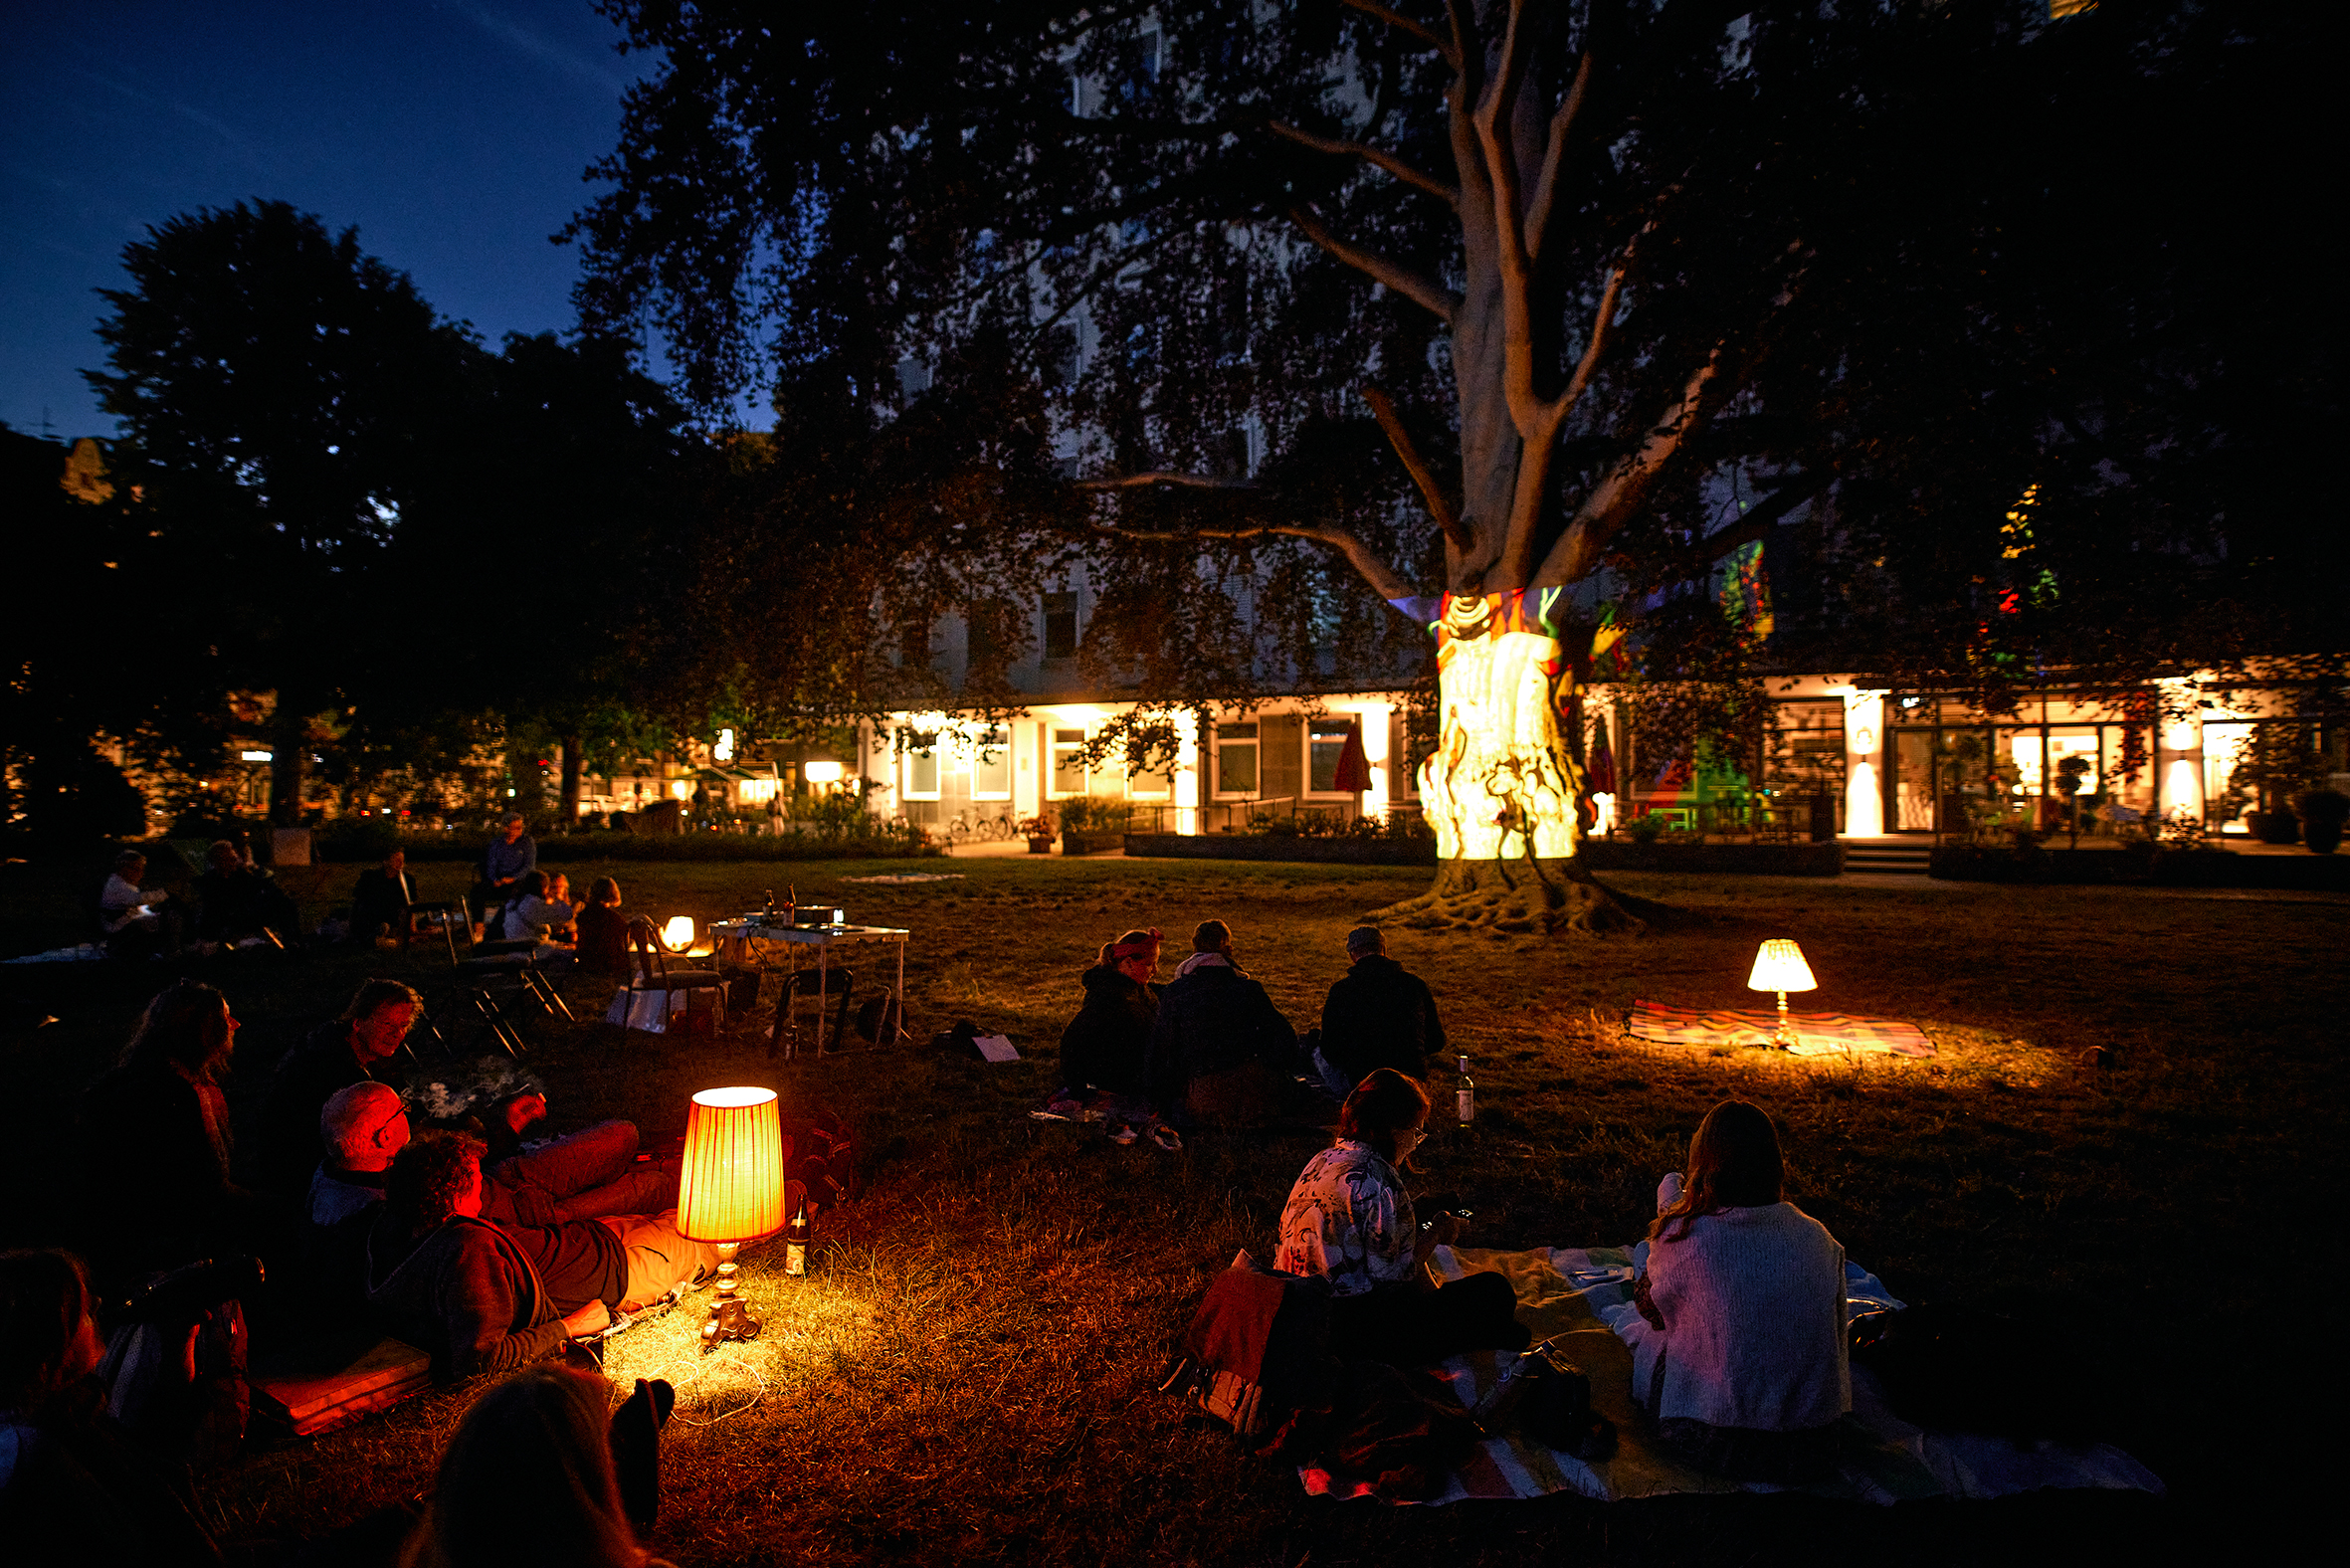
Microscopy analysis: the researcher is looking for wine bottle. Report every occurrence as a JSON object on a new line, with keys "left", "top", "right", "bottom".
{"left": 783, "top": 1202, "right": 809, "bottom": 1277}
{"left": 1456, "top": 1053, "right": 1475, "bottom": 1129}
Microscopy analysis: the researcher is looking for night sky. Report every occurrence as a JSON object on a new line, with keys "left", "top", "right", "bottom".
{"left": 0, "top": 1, "right": 732, "bottom": 441}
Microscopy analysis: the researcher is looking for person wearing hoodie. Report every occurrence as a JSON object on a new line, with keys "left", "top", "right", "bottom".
{"left": 1057, "top": 928, "right": 1161, "bottom": 1101}
{"left": 1145, "top": 920, "right": 1298, "bottom": 1125}
{"left": 1309, "top": 926, "right": 1447, "bottom": 1099}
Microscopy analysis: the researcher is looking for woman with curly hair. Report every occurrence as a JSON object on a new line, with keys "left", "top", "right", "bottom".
{"left": 1627, "top": 1099, "right": 1850, "bottom": 1481}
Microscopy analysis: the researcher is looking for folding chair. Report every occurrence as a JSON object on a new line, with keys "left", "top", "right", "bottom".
{"left": 620, "top": 917, "right": 727, "bottom": 1040}
{"left": 769, "top": 966, "right": 857, "bottom": 1061}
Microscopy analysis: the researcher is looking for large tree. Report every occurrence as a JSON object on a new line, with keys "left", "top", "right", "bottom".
{"left": 572, "top": 1, "right": 2331, "bottom": 927}
{"left": 88, "top": 201, "right": 482, "bottom": 824}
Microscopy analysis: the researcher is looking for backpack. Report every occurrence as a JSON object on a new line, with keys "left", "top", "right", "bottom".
{"left": 1170, "top": 1252, "right": 1338, "bottom": 1450}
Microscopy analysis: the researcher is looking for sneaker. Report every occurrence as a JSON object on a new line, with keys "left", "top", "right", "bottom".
{"left": 1107, "top": 1124, "right": 1139, "bottom": 1146}
{"left": 1149, "top": 1123, "right": 1183, "bottom": 1152}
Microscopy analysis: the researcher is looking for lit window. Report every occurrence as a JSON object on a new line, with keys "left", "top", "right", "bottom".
{"left": 1215, "top": 722, "right": 1259, "bottom": 795}
{"left": 1308, "top": 721, "right": 1350, "bottom": 794}
{"left": 973, "top": 729, "right": 1012, "bottom": 800}
{"left": 904, "top": 746, "right": 940, "bottom": 799}
{"left": 1050, "top": 728, "right": 1087, "bottom": 796}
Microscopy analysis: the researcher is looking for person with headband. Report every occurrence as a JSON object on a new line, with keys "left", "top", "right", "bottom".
{"left": 1057, "top": 927, "right": 1162, "bottom": 1104}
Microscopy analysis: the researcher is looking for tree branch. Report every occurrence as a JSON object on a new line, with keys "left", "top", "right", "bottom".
{"left": 1472, "top": 0, "right": 1541, "bottom": 441}
{"left": 1523, "top": 51, "right": 1594, "bottom": 263}
{"left": 1074, "top": 471, "right": 1256, "bottom": 490}
{"left": 1090, "top": 518, "right": 1417, "bottom": 605}
{"left": 1268, "top": 120, "right": 1459, "bottom": 207}
{"left": 1283, "top": 207, "right": 1461, "bottom": 322}
{"left": 1340, "top": 0, "right": 1460, "bottom": 69}
{"left": 1535, "top": 347, "right": 1727, "bottom": 588}
{"left": 1363, "top": 387, "right": 1471, "bottom": 554}
{"left": 1699, "top": 477, "right": 1832, "bottom": 564}
{"left": 1559, "top": 266, "right": 1625, "bottom": 414}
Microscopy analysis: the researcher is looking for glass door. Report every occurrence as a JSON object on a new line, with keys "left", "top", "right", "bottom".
{"left": 1890, "top": 729, "right": 1937, "bottom": 833}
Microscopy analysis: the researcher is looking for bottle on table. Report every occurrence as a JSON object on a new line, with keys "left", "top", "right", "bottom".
{"left": 1456, "top": 1053, "right": 1475, "bottom": 1129}
{"left": 783, "top": 1201, "right": 810, "bottom": 1276}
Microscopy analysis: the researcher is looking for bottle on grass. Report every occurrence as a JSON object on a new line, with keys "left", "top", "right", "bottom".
{"left": 1456, "top": 1053, "right": 1475, "bottom": 1130}
{"left": 783, "top": 1201, "right": 810, "bottom": 1277}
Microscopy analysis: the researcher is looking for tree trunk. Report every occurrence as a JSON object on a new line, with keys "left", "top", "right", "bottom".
{"left": 558, "top": 731, "right": 584, "bottom": 826}
{"left": 1374, "top": 592, "right": 1642, "bottom": 935}
{"left": 269, "top": 696, "right": 308, "bottom": 827}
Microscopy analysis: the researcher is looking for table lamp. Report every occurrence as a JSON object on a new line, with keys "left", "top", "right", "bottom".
{"left": 677, "top": 1085, "right": 786, "bottom": 1349}
{"left": 1746, "top": 938, "right": 1817, "bottom": 1050}
{"left": 662, "top": 915, "right": 696, "bottom": 954}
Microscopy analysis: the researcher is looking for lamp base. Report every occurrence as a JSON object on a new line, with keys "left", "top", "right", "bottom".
{"left": 696, "top": 1240, "right": 761, "bottom": 1351}
{"left": 1769, "top": 990, "right": 1797, "bottom": 1051}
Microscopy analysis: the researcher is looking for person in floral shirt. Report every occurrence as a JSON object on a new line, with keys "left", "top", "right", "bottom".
{"left": 1273, "top": 1071, "right": 1528, "bottom": 1364}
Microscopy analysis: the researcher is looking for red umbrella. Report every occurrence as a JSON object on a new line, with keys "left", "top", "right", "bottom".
{"left": 1587, "top": 723, "right": 1618, "bottom": 796}
{"left": 1333, "top": 719, "right": 1374, "bottom": 793}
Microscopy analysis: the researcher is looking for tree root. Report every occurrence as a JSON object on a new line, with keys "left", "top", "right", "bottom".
{"left": 1367, "top": 857, "right": 1648, "bottom": 937}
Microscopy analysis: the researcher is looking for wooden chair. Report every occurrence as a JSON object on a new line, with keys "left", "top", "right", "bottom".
{"left": 622, "top": 917, "right": 727, "bottom": 1037}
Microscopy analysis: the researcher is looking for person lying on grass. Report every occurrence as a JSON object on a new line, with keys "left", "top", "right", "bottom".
{"left": 366, "top": 1132, "right": 715, "bottom": 1380}
{"left": 1057, "top": 927, "right": 1161, "bottom": 1104}
{"left": 1625, "top": 1099, "right": 1850, "bottom": 1483}
{"left": 1273, "top": 1069, "right": 1528, "bottom": 1367}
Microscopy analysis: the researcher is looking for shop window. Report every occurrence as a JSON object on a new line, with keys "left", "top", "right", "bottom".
{"left": 1050, "top": 727, "right": 1088, "bottom": 796}
{"left": 1215, "top": 722, "right": 1259, "bottom": 795}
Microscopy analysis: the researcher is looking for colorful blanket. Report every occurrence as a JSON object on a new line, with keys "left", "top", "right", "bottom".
{"left": 1298, "top": 1247, "right": 2160, "bottom": 1506}
{"left": 1628, "top": 999, "right": 1936, "bottom": 1058}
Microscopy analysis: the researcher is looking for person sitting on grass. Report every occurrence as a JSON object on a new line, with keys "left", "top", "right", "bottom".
{"left": 367, "top": 1133, "right": 715, "bottom": 1380}
{"left": 1145, "top": 919, "right": 1300, "bottom": 1125}
{"left": 574, "top": 878, "right": 630, "bottom": 977}
{"left": 1057, "top": 927, "right": 1161, "bottom": 1104}
{"left": 0, "top": 1249, "right": 224, "bottom": 1568}
{"left": 1273, "top": 1070, "right": 1527, "bottom": 1367}
{"left": 98, "top": 850, "right": 179, "bottom": 960}
{"left": 348, "top": 848, "right": 417, "bottom": 946}
{"left": 1308, "top": 926, "right": 1447, "bottom": 1101}
{"left": 191, "top": 840, "right": 296, "bottom": 947}
{"left": 401, "top": 1364, "right": 676, "bottom": 1568}
{"left": 500, "top": 871, "right": 578, "bottom": 973}
{"left": 1625, "top": 1099, "right": 1850, "bottom": 1483}
{"left": 254, "top": 979, "right": 420, "bottom": 1196}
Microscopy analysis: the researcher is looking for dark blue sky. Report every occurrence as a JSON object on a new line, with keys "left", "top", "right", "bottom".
{"left": 0, "top": 1, "right": 745, "bottom": 439}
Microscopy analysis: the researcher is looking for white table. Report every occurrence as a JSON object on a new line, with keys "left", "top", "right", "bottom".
{"left": 708, "top": 919, "right": 909, "bottom": 1059}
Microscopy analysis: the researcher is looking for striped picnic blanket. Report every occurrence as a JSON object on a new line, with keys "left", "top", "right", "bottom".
{"left": 1298, "top": 1247, "right": 2161, "bottom": 1506}
{"left": 1628, "top": 999, "right": 1935, "bottom": 1058}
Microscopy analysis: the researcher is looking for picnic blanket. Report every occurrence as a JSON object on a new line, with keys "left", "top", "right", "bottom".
{"left": 1298, "top": 1246, "right": 2160, "bottom": 1505}
{"left": 1628, "top": 999, "right": 1935, "bottom": 1058}
{"left": 840, "top": 873, "right": 966, "bottom": 884}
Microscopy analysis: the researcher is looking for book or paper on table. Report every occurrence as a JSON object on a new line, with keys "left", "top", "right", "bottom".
{"left": 974, "top": 1034, "right": 1020, "bottom": 1063}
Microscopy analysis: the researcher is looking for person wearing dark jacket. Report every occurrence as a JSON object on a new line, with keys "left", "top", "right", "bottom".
{"left": 190, "top": 841, "right": 296, "bottom": 945}
{"left": 1311, "top": 926, "right": 1447, "bottom": 1099}
{"left": 346, "top": 849, "right": 415, "bottom": 945}
{"left": 575, "top": 878, "right": 630, "bottom": 976}
{"left": 253, "top": 980, "right": 418, "bottom": 1196}
{"left": 80, "top": 982, "right": 259, "bottom": 1288}
{"left": 1059, "top": 927, "right": 1161, "bottom": 1099}
{"left": 1146, "top": 920, "right": 1298, "bottom": 1125}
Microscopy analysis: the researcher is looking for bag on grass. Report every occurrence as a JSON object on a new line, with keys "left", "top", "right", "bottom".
{"left": 1172, "top": 1251, "right": 1338, "bottom": 1451}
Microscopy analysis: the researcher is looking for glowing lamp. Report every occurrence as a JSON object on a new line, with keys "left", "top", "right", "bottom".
{"left": 1746, "top": 939, "right": 1818, "bottom": 1051}
{"left": 803, "top": 761, "right": 846, "bottom": 785}
{"left": 662, "top": 915, "right": 695, "bottom": 953}
{"left": 678, "top": 1086, "right": 787, "bottom": 1349}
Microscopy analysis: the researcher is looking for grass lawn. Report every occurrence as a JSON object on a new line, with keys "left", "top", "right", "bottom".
{"left": 2, "top": 853, "right": 2342, "bottom": 1563}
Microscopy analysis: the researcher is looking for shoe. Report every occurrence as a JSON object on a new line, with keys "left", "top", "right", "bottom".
{"left": 1108, "top": 1124, "right": 1139, "bottom": 1146}
{"left": 1149, "top": 1123, "right": 1183, "bottom": 1152}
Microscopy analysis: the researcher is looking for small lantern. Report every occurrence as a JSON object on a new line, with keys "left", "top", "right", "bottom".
{"left": 1746, "top": 938, "right": 1818, "bottom": 1050}
{"left": 677, "top": 1086, "right": 787, "bottom": 1350}
{"left": 662, "top": 915, "right": 696, "bottom": 954}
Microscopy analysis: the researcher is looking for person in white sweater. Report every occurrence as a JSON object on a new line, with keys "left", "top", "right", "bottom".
{"left": 1625, "top": 1099, "right": 1849, "bottom": 1482}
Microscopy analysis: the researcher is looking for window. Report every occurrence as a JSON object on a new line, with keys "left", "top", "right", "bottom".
{"left": 899, "top": 617, "right": 933, "bottom": 669}
{"left": 1308, "top": 720, "right": 1351, "bottom": 794}
{"left": 1043, "top": 591, "right": 1079, "bottom": 661}
{"left": 1215, "top": 722, "right": 1259, "bottom": 795}
{"left": 972, "top": 728, "right": 1011, "bottom": 799}
{"left": 965, "top": 601, "right": 1004, "bottom": 673}
{"left": 903, "top": 745, "right": 939, "bottom": 799}
{"left": 1050, "top": 727, "right": 1088, "bottom": 796}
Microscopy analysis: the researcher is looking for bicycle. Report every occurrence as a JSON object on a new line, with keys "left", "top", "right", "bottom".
{"left": 975, "top": 811, "right": 1015, "bottom": 841}
{"left": 944, "top": 811, "right": 975, "bottom": 845}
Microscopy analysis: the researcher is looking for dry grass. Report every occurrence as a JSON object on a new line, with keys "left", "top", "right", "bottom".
{"left": 4, "top": 854, "right": 2345, "bottom": 1562}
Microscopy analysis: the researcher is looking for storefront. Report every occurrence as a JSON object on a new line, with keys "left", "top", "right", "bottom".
{"left": 1880, "top": 693, "right": 2158, "bottom": 837}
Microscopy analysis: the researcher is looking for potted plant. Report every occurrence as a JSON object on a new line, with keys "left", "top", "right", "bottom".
{"left": 2233, "top": 724, "right": 2320, "bottom": 845}
{"left": 1017, "top": 814, "right": 1054, "bottom": 854}
{"left": 2054, "top": 754, "right": 2092, "bottom": 849}
{"left": 2295, "top": 789, "right": 2349, "bottom": 855}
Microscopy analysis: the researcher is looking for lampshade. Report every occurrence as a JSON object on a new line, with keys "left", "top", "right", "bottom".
{"left": 1747, "top": 938, "right": 1818, "bottom": 994}
{"left": 678, "top": 1086, "right": 786, "bottom": 1244}
{"left": 662, "top": 915, "right": 695, "bottom": 952}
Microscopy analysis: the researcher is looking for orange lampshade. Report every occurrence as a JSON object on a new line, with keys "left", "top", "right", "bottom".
{"left": 678, "top": 1086, "right": 786, "bottom": 1244}
{"left": 1746, "top": 938, "right": 1818, "bottom": 994}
